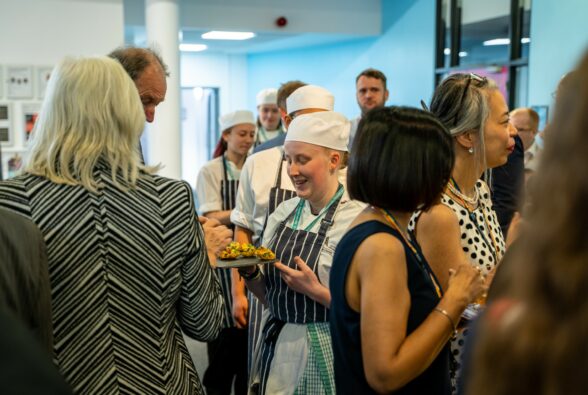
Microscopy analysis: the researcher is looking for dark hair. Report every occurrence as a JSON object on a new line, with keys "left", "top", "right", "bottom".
{"left": 348, "top": 106, "right": 454, "bottom": 212}
{"left": 355, "top": 68, "right": 387, "bottom": 90}
{"left": 108, "top": 46, "right": 170, "bottom": 81}
{"left": 212, "top": 138, "right": 226, "bottom": 158}
{"left": 0, "top": 209, "right": 53, "bottom": 351}
{"left": 277, "top": 80, "right": 306, "bottom": 111}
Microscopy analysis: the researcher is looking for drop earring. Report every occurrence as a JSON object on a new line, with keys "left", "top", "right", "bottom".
{"left": 468, "top": 147, "right": 474, "bottom": 154}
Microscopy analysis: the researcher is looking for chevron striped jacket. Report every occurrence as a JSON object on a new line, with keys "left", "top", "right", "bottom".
{"left": 0, "top": 166, "right": 224, "bottom": 394}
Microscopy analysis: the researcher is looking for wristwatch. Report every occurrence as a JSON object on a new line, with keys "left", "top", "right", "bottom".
{"left": 238, "top": 265, "right": 261, "bottom": 281}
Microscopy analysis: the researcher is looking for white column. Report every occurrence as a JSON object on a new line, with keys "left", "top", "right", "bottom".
{"left": 145, "top": 0, "right": 181, "bottom": 179}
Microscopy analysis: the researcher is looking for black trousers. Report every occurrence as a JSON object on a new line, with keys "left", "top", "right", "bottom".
{"left": 203, "top": 327, "right": 248, "bottom": 395}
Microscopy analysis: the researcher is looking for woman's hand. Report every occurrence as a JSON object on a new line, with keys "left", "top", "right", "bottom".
{"left": 274, "top": 257, "right": 331, "bottom": 306}
{"left": 445, "top": 261, "right": 487, "bottom": 307}
{"left": 199, "top": 216, "right": 233, "bottom": 257}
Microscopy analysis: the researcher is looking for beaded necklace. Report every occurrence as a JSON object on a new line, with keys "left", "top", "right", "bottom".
{"left": 446, "top": 177, "right": 501, "bottom": 265}
{"left": 447, "top": 177, "right": 479, "bottom": 207}
{"left": 379, "top": 208, "right": 442, "bottom": 298}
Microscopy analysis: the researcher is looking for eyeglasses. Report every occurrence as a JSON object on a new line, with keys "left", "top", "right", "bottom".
{"left": 452, "top": 73, "right": 488, "bottom": 127}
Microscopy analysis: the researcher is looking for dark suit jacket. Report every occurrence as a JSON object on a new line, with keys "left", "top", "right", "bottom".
{"left": 0, "top": 208, "right": 52, "bottom": 349}
{"left": 491, "top": 134, "right": 525, "bottom": 237}
{"left": 0, "top": 310, "right": 71, "bottom": 394}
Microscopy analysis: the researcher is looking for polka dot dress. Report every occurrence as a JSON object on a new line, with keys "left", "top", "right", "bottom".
{"left": 410, "top": 180, "right": 506, "bottom": 394}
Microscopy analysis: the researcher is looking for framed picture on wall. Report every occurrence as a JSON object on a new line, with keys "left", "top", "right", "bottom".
{"left": 2, "top": 151, "right": 25, "bottom": 180}
{"left": 36, "top": 66, "right": 53, "bottom": 99}
{"left": 22, "top": 102, "right": 41, "bottom": 143}
{"left": 0, "top": 102, "right": 13, "bottom": 146}
{"left": 5, "top": 65, "right": 34, "bottom": 99}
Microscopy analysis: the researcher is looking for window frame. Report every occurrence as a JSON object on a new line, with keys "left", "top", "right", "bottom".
{"left": 434, "top": 0, "right": 531, "bottom": 108}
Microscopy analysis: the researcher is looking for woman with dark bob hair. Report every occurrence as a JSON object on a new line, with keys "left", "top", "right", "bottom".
{"left": 329, "top": 106, "right": 485, "bottom": 394}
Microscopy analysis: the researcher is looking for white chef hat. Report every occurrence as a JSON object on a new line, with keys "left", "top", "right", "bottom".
{"left": 219, "top": 110, "right": 255, "bottom": 133}
{"left": 256, "top": 88, "right": 278, "bottom": 106}
{"left": 286, "top": 85, "right": 334, "bottom": 115}
{"left": 285, "top": 111, "right": 350, "bottom": 152}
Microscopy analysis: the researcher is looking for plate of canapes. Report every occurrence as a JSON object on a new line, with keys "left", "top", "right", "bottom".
{"left": 216, "top": 242, "right": 277, "bottom": 268}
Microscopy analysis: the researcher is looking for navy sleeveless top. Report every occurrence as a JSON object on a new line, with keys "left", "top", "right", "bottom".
{"left": 329, "top": 220, "right": 451, "bottom": 395}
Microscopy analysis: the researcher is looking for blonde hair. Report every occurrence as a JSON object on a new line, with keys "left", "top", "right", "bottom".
{"left": 26, "top": 56, "right": 152, "bottom": 192}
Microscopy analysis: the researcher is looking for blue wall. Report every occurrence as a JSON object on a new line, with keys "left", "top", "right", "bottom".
{"left": 528, "top": 0, "right": 588, "bottom": 111}
{"left": 246, "top": 0, "right": 436, "bottom": 119}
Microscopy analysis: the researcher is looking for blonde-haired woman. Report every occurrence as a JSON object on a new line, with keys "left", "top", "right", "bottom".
{"left": 0, "top": 56, "right": 223, "bottom": 394}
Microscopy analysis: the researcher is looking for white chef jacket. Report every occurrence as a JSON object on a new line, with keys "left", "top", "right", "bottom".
{"left": 196, "top": 156, "right": 241, "bottom": 214}
{"left": 230, "top": 147, "right": 294, "bottom": 244}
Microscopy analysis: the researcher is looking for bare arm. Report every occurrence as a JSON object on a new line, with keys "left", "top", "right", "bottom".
{"left": 231, "top": 225, "right": 254, "bottom": 327}
{"left": 355, "top": 233, "right": 483, "bottom": 393}
{"left": 413, "top": 204, "right": 469, "bottom": 290}
{"left": 203, "top": 210, "right": 233, "bottom": 227}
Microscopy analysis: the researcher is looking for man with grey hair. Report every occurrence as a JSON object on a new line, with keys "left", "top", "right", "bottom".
{"left": 108, "top": 46, "right": 232, "bottom": 261}
{"left": 108, "top": 47, "right": 168, "bottom": 123}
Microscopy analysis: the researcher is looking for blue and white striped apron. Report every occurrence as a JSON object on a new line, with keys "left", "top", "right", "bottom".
{"left": 217, "top": 155, "right": 238, "bottom": 328}
{"left": 255, "top": 193, "right": 341, "bottom": 394}
{"left": 248, "top": 154, "right": 297, "bottom": 370}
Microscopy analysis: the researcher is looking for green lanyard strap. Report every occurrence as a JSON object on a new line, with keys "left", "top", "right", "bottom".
{"left": 223, "top": 155, "right": 236, "bottom": 181}
{"left": 291, "top": 184, "right": 344, "bottom": 231}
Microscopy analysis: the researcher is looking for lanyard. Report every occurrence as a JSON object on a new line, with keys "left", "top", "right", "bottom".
{"left": 258, "top": 126, "right": 268, "bottom": 142}
{"left": 222, "top": 155, "right": 236, "bottom": 181}
{"left": 291, "top": 184, "right": 343, "bottom": 231}
{"left": 258, "top": 126, "right": 283, "bottom": 143}
{"left": 379, "top": 208, "right": 443, "bottom": 298}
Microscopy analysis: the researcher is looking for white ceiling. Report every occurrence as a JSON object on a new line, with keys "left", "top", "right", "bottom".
{"left": 124, "top": 0, "right": 382, "bottom": 54}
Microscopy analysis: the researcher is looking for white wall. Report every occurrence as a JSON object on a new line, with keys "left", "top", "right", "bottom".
{"left": 181, "top": 52, "right": 249, "bottom": 115}
{"left": 247, "top": 0, "right": 437, "bottom": 119}
{"left": 0, "top": 0, "right": 125, "bottom": 178}
{"left": 0, "top": 0, "right": 124, "bottom": 64}
{"left": 528, "top": 0, "right": 588, "bottom": 113}
{"left": 126, "top": 0, "right": 381, "bottom": 36}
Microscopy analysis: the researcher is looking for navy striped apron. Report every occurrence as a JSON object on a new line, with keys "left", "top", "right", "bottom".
{"left": 248, "top": 154, "right": 297, "bottom": 371}
{"left": 217, "top": 156, "right": 239, "bottom": 328}
{"left": 257, "top": 194, "right": 341, "bottom": 394}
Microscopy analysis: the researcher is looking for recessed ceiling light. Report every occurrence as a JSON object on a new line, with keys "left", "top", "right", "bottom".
{"left": 444, "top": 48, "right": 451, "bottom": 55}
{"left": 521, "top": 37, "right": 531, "bottom": 44}
{"left": 179, "top": 44, "right": 208, "bottom": 52}
{"left": 458, "top": 51, "right": 468, "bottom": 57}
{"left": 483, "top": 38, "right": 510, "bottom": 46}
{"left": 201, "top": 31, "right": 256, "bottom": 40}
